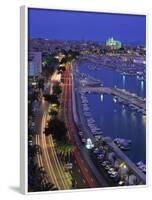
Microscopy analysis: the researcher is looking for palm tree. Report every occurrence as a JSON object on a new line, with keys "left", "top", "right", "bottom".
{"left": 49, "top": 110, "right": 58, "bottom": 118}
{"left": 46, "top": 118, "right": 67, "bottom": 141}
{"left": 43, "top": 94, "right": 60, "bottom": 105}
{"left": 52, "top": 83, "right": 62, "bottom": 96}
{"left": 55, "top": 142, "right": 75, "bottom": 163}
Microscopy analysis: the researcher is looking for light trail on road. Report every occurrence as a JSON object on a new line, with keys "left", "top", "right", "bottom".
{"left": 46, "top": 134, "right": 70, "bottom": 189}
{"left": 63, "top": 65, "right": 97, "bottom": 188}
{"left": 40, "top": 113, "right": 61, "bottom": 189}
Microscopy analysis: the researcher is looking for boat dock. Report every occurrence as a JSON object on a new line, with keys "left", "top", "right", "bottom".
{"left": 80, "top": 86, "right": 146, "bottom": 112}
{"left": 103, "top": 137, "right": 146, "bottom": 184}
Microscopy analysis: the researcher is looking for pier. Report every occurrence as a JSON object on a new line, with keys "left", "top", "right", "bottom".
{"left": 80, "top": 86, "right": 146, "bottom": 111}
{"left": 103, "top": 137, "right": 146, "bottom": 184}
{"left": 77, "top": 84, "right": 146, "bottom": 184}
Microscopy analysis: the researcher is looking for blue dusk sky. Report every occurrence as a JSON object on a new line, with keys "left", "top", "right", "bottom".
{"left": 28, "top": 8, "right": 146, "bottom": 45}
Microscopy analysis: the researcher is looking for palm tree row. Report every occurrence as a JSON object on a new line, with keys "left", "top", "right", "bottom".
{"left": 55, "top": 142, "right": 75, "bottom": 163}
{"left": 44, "top": 61, "right": 75, "bottom": 164}
{"left": 28, "top": 60, "right": 59, "bottom": 191}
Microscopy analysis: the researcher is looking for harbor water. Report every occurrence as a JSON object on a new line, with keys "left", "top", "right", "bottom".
{"left": 80, "top": 61, "right": 146, "bottom": 98}
{"left": 79, "top": 61, "right": 146, "bottom": 163}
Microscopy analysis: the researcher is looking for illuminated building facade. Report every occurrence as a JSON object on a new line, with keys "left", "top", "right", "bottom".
{"left": 28, "top": 52, "right": 42, "bottom": 76}
{"left": 106, "top": 37, "right": 122, "bottom": 49}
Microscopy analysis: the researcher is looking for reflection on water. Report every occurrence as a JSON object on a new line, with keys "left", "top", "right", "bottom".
{"left": 130, "top": 112, "right": 137, "bottom": 126}
{"left": 140, "top": 80, "right": 144, "bottom": 97}
{"left": 142, "top": 115, "right": 146, "bottom": 126}
{"left": 122, "top": 75, "right": 126, "bottom": 88}
{"left": 141, "top": 80, "right": 144, "bottom": 89}
{"left": 79, "top": 62, "right": 146, "bottom": 164}
{"left": 87, "top": 93, "right": 146, "bottom": 163}
{"left": 122, "top": 107, "right": 127, "bottom": 120}
{"left": 80, "top": 63, "right": 146, "bottom": 98}
{"left": 100, "top": 94, "right": 104, "bottom": 102}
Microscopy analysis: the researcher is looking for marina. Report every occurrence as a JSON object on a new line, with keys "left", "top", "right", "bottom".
{"left": 74, "top": 82, "right": 146, "bottom": 184}
{"left": 77, "top": 60, "right": 146, "bottom": 164}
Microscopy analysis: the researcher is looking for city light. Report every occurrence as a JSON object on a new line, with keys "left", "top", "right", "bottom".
{"left": 119, "top": 162, "right": 127, "bottom": 169}
{"left": 122, "top": 75, "right": 126, "bottom": 88}
{"left": 141, "top": 80, "right": 144, "bottom": 89}
{"left": 85, "top": 138, "right": 94, "bottom": 149}
{"left": 113, "top": 97, "right": 117, "bottom": 103}
{"left": 100, "top": 94, "right": 104, "bottom": 102}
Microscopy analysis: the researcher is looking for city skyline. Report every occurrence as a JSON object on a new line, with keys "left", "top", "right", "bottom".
{"left": 29, "top": 8, "right": 146, "bottom": 45}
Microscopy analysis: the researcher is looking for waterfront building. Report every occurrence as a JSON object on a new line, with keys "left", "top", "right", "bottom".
{"left": 28, "top": 52, "right": 42, "bottom": 76}
{"left": 106, "top": 37, "right": 122, "bottom": 49}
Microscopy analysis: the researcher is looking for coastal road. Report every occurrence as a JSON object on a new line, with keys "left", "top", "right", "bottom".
{"left": 63, "top": 67, "right": 97, "bottom": 188}
{"left": 33, "top": 69, "right": 89, "bottom": 190}
{"left": 63, "top": 64, "right": 108, "bottom": 187}
{"left": 40, "top": 112, "right": 72, "bottom": 189}
{"left": 34, "top": 99, "right": 72, "bottom": 189}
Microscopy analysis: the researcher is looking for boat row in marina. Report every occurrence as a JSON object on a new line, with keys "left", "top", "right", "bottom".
{"left": 80, "top": 93, "right": 103, "bottom": 136}
{"left": 113, "top": 96, "right": 146, "bottom": 115}
{"left": 114, "top": 138, "right": 132, "bottom": 151}
{"left": 136, "top": 161, "right": 146, "bottom": 174}
{"left": 129, "top": 104, "right": 146, "bottom": 115}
